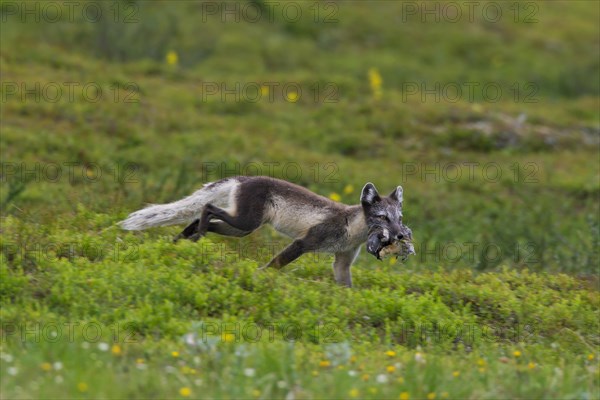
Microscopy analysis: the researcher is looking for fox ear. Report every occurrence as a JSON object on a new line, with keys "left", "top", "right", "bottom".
{"left": 390, "top": 186, "right": 403, "bottom": 204}
{"left": 361, "top": 182, "right": 381, "bottom": 206}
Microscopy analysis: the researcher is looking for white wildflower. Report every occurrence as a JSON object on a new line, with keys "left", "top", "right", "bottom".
{"left": 184, "top": 333, "right": 197, "bottom": 347}
{"left": 136, "top": 363, "right": 147, "bottom": 371}
{"left": 165, "top": 365, "right": 176, "bottom": 374}
{"left": 415, "top": 352, "right": 425, "bottom": 364}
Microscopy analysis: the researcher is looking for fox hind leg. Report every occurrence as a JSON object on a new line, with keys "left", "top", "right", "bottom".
{"left": 173, "top": 219, "right": 200, "bottom": 242}
{"left": 190, "top": 203, "right": 262, "bottom": 240}
{"left": 206, "top": 221, "right": 251, "bottom": 237}
{"left": 174, "top": 202, "right": 260, "bottom": 242}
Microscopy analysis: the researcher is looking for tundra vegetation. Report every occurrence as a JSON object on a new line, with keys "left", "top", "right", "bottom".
{"left": 0, "top": 1, "right": 598, "bottom": 398}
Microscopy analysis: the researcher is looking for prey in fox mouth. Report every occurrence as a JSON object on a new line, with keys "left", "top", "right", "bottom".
{"left": 367, "top": 224, "right": 415, "bottom": 261}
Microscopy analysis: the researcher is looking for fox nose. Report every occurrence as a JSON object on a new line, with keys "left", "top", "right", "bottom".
{"left": 396, "top": 233, "right": 404, "bottom": 240}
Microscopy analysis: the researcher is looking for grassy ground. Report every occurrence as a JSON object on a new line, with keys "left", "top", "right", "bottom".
{"left": 1, "top": 0, "right": 599, "bottom": 398}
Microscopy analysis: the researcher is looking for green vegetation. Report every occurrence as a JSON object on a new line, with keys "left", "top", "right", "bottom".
{"left": 1, "top": 0, "right": 598, "bottom": 398}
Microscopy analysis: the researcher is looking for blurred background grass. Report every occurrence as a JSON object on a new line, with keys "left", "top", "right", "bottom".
{"left": 1, "top": 0, "right": 598, "bottom": 275}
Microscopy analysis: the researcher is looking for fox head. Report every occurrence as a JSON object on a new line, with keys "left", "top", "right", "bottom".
{"left": 361, "top": 182, "right": 411, "bottom": 259}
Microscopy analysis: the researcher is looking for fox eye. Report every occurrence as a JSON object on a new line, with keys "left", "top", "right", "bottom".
{"left": 377, "top": 215, "right": 388, "bottom": 221}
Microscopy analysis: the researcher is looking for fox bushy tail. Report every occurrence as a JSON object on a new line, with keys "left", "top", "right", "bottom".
{"left": 119, "top": 179, "right": 237, "bottom": 230}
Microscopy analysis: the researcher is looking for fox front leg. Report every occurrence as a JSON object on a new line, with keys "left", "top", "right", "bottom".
{"left": 261, "top": 240, "right": 306, "bottom": 270}
{"left": 332, "top": 247, "right": 360, "bottom": 288}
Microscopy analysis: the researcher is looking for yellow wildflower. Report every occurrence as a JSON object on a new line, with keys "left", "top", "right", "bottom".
{"left": 588, "top": 354, "right": 595, "bottom": 361}
{"left": 441, "top": 392, "right": 449, "bottom": 399}
{"left": 40, "top": 362, "right": 52, "bottom": 372}
{"left": 349, "top": 388, "right": 360, "bottom": 398}
{"left": 386, "top": 350, "right": 396, "bottom": 357}
{"left": 311, "top": 370, "right": 319, "bottom": 376}
{"left": 368, "top": 68, "right": 382, "bottom": 87}
{"left": 329, "top": 192, "right": 341, "bottom": 202}
{"left": 111, "top": 344, "right": 122, "bottom": 356}
{"left": 368, "top": 68, "right": 383, "bottom": 100}
{"left": 399, "top": 392, "right": 410, "bottom": 400}
{"left": 343, "top": 184, "right": 355, "bottom": 195}
{"left": 77, "top": 382, "right": 88, "bottom": 392}
{"left": 136, "top": 358, "right": 145, "bottom": 364}
{"left": 471, "top": 103, "right": 483, "bottom": 113}
{"left": 222, "top": 333, "right": 236, "bottom": 343}
{"left": 172, "top": 351, "right": 180, "bottom": 357}
{"left": 260, "top": 86, "right": 269, "bottom": 97}
{"left": 452, "top": 370, "right": 460, "bottom": 377}
{"left": 179, "top": 387, "right": 191, "bottom": 397}
{"left": 387, "top": 365, "right": 396, "bottom": 373}
{"left": 252, "top": 389, "right": 261, "bottom": 397}
{"left": 286, "top": 91, "right": 299, "bottom": 103}
{"left": 528, "top": 362, "right": 536, "bottom": 370}
{"left": 427, "top": 393, "right": 436, "bottom": 400}
{"left": 166, "top": 50, "right": 178, "bottom": 66}
{"left": 513, "top": 350, "right": 522, "bottom": 358}
{"left": 361, "top": 373, "right": 370, "bottom": 381}
{"left": 319, "top": 360, "right": 331, "bottom": 368}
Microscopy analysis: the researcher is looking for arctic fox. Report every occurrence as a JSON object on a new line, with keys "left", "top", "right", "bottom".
{"left": 120, "top": 176, "right": 408, "bottom": 287}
